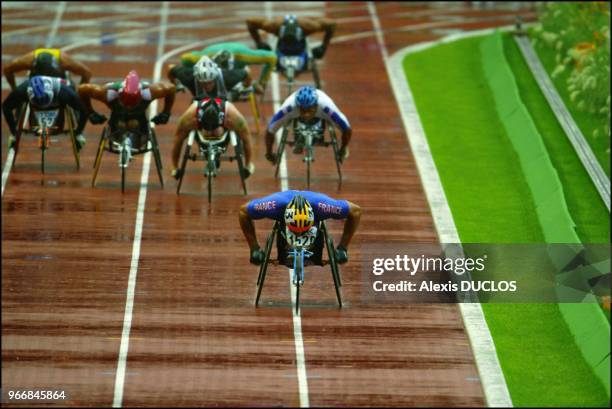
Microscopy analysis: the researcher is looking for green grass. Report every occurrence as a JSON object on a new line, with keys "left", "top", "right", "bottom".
{"left": 530, "top": 28, "right": 611, "bottom": 177}
{"left": 502, "top": 33, "right": 609, "bottom": 244}
{"left": 403, "top": 35, "right": 609, "bottom": 407}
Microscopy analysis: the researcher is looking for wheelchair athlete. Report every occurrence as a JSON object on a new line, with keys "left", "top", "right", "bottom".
{"left": 180, "top": 42, "right": 277, "bottom": 92}
{"left": 78, "top": 70, "right": 175, "bottom": 150}
{"left": 240, "top": 191, "right": 361, "bottom": 266}
{"left": 4, "top": 48, "right": 92, "bottom": 91}
{"left": 170, "top": 97, "right": 255, "bottom": 180}
{"left": 247, "top": 14, "right": 336, "bottom": 67}
{"left": 2, "top": 75, "right": 89, "bottom": 149}
{"left": 265, "top": 85, "right": 351, "bottom": 163}
{"left": 167, "top": 55, "right": 259, "bottom": 99}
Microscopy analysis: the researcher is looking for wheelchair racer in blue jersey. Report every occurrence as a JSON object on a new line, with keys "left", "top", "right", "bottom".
{"left": 264, "top": 86, "right": 352, "bottom": 164}
{"left": 239, "top": 190, "right": 361, "bottom": 266}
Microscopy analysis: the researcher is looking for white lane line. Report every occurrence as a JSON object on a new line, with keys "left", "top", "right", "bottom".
{"left": 377, "top": 5, "right": 516, "bottom": 405}
{"left": 112, "top": 3, "right": 169, "bottom": 407}
{"left": 1, "top": 150, "right": 16, "bottom": 197}
{"left": 265, "top": 2, "right": 310, "bottom": 407}
{"left": 45, "top": 1, "right": 67, "bottom": 48}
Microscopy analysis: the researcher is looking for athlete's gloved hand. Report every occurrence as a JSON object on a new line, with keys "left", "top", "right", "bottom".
{"left": 250, "top": 247, "right": 265, "bottom": 265}
{"left": 151, "top": 111, "right": 170, "bottom": 125}
{"left": 335, "top": 245, "right": 348, "bottom": 264}
{"left": 256, "top": 41, "right": 272, "bottom": 51}
{"left": 265, "top": 151, "right": 277, "bottom": 165}
{"left": 89, "top": 111, "right": 107, "bottom": 125}
{"left": 312, "top": 45, "right": 326, "bottom": 59}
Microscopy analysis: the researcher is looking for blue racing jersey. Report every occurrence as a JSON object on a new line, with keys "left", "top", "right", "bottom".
{"left": 247, "top": 190, "right": 350, "bottom": 222}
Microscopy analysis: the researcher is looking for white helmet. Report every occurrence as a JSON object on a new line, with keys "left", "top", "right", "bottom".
{"left": 193, "top": 56, "right": 219, "bottom": 82}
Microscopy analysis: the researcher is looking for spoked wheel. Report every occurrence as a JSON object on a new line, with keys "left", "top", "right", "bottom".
{"left": 329, "top": 126, "right": 343, "bottom": 187}
{"left": 13, "top": 103, "right": 30, "bottom": 166}
{"left": 176, "top": 132, "right": 193, "bottom": 195}
{"left": 120, "top": 141, "right": 129, "bottom": 193}
{"left": 312, "top": 58, "right": 321, "bottom": 90}
{"left": 206, "top": 150, "right": 215, "bottom": 204}
{"left": 274, "top": 127, "right": 289, "bottom": 178}
{"left": 91, "top": 127, "right": 107, "bottom": 187}
{"left": 67, "top": 107, "right": 80, "bottom": 170}
{"left": 255, "top": 222, "right": 278, "bottom": 307}
{"left": 305, "top": 134, "right": 313, "bottom": 190}
{"left": 293, "top": 250, "right": 304, "bottom": 315}
{"left": 322, "top": 222, "right": 342, "bottom": 307}
{"left": 150, "top": 128, "right": 164, "bottom": 188}
{"left": 234, "top": 135, "right": 248, "bottom": 195}
{"left": 40, "top": 128, "right": 48, "bottom": 174}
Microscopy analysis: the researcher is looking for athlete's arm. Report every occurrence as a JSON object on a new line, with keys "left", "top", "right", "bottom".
{"left": 265, "top": 94, "right": 297, "bottom": 157}
{"left": 226, "top": 102, "right": 253, "bottom": 166}
{"left": 171, "top": 103, "right": 197, "bottom": 169}
{"left": 2, "top": 85, "right": 28, "bottom": 135}
{"left": 3, "top": 52, "right": 35, "bottom": 91}
{"left": 150, "top": 81, "right": 176, "bottom": 115}
{"left": 60, "top": 52, "right": 92, "bottom": 84}
{"left": 301, "top": 17, "right": 336, "bottom": 47}
{"left": 77, "top": 83, "right": 109, "bottom": 113}
{"left": 339, "top": 201, "right": 361, "bottom": 249}
{"left": 246, "top": 17, "right": 281, "bottom": 47}
{"left": 239, "top": 202, "right": 260, "bottom": 252}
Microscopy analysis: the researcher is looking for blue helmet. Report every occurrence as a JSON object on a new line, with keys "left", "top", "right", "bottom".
{"left": 295, "top": 86, "right": 318, "bottom": 109}
{"left": 27, "top": 76, "right": 54, "bottom": 108}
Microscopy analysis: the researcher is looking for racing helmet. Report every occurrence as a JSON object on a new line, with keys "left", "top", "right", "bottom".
{"left": 194, "top": 56, "right": 219, "bottom": 82}
{"left": 279, "top": 14, "right": 304, "bottom": 43}
{"left": 284, "top": 194, "right": 315, "bottom": 235}
{"left": 295, "top": 86, "right": 318, "bottom": 109}
{"left": 32, "top": 52, "right": 62, "bottom": 78}
{"left": 119, "top": 70, "right": 142, "bottom": 108}
{"left": 198, "top": 98, "right": 225, "bottom": 131}
{"left": 212, "top": 50, "right": 233, "bottom": 70}
{"left": 27, "top": 76, "right": 54, "bottom": 108}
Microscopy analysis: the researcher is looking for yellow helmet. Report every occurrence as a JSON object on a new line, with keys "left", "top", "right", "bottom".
{"left": 284, "top": 194, "right": 315, "bottom": 234}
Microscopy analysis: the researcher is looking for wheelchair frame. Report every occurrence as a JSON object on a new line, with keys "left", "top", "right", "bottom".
{"left": 255, "top": 220, "right": 343, "bottom": 313}
{"left": 276, "top": 38, "right": 322, "bottom": 96}
{"left": 274, "top": 118, "right": 343, "bottom": 189}
{"left": 175, "top": 128, "right": 248, "bottom": 203}
{"left": 91, "top": 123, "right": 164, "bottom": 193}
{"left": 12, "top": 102, "right": 81, "bottom": 174}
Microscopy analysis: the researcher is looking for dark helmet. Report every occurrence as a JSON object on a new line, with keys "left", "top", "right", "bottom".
{"left": 31, "top": 52, "right": 63, "bottom": 78}
{"left": 279, "top": 14, "right": 304, "bottom": 43}
{"left": 212, "top": 50, "right": 232, "bottom": 69}
{"left": 198, "top": 99, "right": 225, "bottom": 131}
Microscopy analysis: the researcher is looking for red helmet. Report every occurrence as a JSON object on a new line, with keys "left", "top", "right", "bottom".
{"left": 119, "top": 70, "right": 142, "bottom": 108}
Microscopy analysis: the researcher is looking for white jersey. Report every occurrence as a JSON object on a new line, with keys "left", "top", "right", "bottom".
{"left": 267, "top": 89, "right": 350, "bottom": 134}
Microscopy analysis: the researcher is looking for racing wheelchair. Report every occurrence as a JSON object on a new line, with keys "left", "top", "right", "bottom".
{"left": 254, "top": 220, "right": 343, "bottom": 314}
{"left": 91, "top": 120, "right": 164, "bottom": 193}
{"left": 274, "top": 118, "right": 342, "bottom": 189}
{"left": 11, "top": 101, "right": 82, "bottom": 174}
{"left": 276, "top": 38, "right": 321, "bottom": 96}
{"left": 175, "top": 127, "right": 249, "bottom": 203}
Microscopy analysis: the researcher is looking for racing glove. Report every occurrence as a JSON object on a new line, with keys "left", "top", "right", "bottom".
{"left": 256, "top": 41, "right": 272, "bottom": 51}
{"left": 265, "top": 151, "right": 277, "bottom": 165}
{"left": 312, "top": 45, "right": 326, "bottom": 59}
{"left": 335, "top": 245, "right": 348, "bottom": 264}
{"left": 250, "top": 247, "right": 265, "bottom": 265}
{"left": 151, "top": 111, "right": 170, "bottom": 125}
{"left": 89, "top": 111, "right": 107, "bottom": 125}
